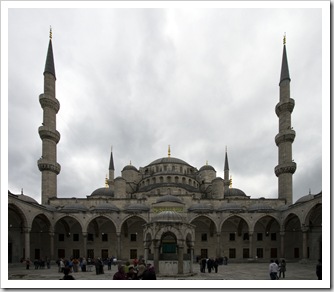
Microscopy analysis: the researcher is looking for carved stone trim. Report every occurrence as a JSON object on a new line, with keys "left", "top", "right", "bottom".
{"left": 275, "top": 130, "right": 296, "bottom": 145}
{"left": 37, "top": 160, "right": 61, "bottom": 174}
{"left": 275, "top": 99, "right": 295, "bottom": 116}
{"left": 38, "top": 126, "right": 61, "bottom": 143}
{"left": 274, "top": 162, "right": 297, "bottom": 177}
{"left": 39, "top": 94, "right": 60, "bottom": 113}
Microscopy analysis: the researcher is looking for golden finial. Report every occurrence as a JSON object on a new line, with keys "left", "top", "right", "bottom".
{"left": 168, "top": 145, "right": 171, "bottom": 157}
{"left": 49, "top": 26, "right": 52, "bottom": 40}
{"left": 105, "top": 174, "right": 108, "bottom": 188}
{"left": 130, "top": 160, "right": 132, "bottom": 165}
{"left": 206, "top": 160, "right": 208, "bottom": 165}
{"left": 283, "top": 32, "right": 286, "bottom": 45}
{"left": 229, "top": 175, "right": 232, "bottom": 188}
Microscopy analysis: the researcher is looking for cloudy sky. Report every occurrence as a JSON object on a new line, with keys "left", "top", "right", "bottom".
{"left": 4, "top": 2, "right": 329, "bottom": 204}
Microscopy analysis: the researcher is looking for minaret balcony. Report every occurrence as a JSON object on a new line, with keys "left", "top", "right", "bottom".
{"left": 37, "top": 159, "right": 61, "bottom": 174}
{"left": 275, "top": 129, "right": 296, "bottom": 146}
{"left": 274, "top": 162, "right": 297, "bottom": 177}
{"left": 38, "top": 126, "right": 61, "bottom": 143}
{"left": 275, "top": 98, "right": 295, "bottom": 116}
{"left": 39, "top": 94, "right": 60, "bottom": 113}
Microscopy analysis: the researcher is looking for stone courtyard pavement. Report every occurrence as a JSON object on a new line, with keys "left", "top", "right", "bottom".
{"left": 6, "top": 260, "right": 320, "bottom": 280}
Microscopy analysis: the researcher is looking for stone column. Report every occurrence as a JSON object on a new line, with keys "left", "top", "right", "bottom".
{"left": 82, "top": 232, "right": 87, "bottom": 258}
{"left": 24, "top": 227, "right": 31, "bottom": 260}
{"left": 116, "top": 232, "right": 121, "bottom": 259}
{"left": 248, "top": 232, "right": 253, "bottom": 258}
{"left": 178, "top": 245, "right": 184, "bottom": 274}
{"left": 302, "top": 229, "right": 308, "bottom": 260}
{"left": 216, "top": 233, "right": 221, "bottom": 257}
{"left": 189, "top": 242, "right": 194, "bottom": 273}
{"left": 153, "top": 240, "right": 160, "bottom": 274}
{"left": 280, "top": 231, "right": 285, "bottom": 258}
{"left": 49, "top": 232, "right": 55, "bottom": 260}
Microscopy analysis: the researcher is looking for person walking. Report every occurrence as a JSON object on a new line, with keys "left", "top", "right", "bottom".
{"left": 316, "top": 259, "right": 322, "bottom": 280}
{"left": 25, "top": 258, "right": 31, "bottom": 270}
{"left": 213, "top": 258, "right": 219, "bottom": 273}
{"left": 142, "top": 264, "right": 157, "bottom": 280}
{"left": 269, "top": 259, "right": 279, "bottom": 280}
{"left": 61, "top": 267, "right": 75, "bottom": 280}
{"left": 279, "top": 259, "right": 286, "bottom": 279}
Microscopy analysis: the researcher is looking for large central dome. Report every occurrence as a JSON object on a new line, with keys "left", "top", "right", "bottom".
{"left": 147, "top": 156, "right": 192, "bottom": 167}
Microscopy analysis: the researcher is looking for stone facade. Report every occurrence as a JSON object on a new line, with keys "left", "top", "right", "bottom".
{"left": 8, "top": 34, "right": 322, "bottom": 274}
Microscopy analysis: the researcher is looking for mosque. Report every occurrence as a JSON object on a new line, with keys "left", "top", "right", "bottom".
{"left": 8, "top": 31, "right": 322, "bottom": 275}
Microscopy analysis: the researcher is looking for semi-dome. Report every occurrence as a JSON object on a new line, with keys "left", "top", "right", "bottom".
{"left": 92, "top": 203, "right": 120, "bottom": 213}
{"left": 147, "top": 157, "right": 191, "bottom": 167}
{"left": 199, "top": 165, "right": 215, "bottom": 172}
{"left": 60, "top": 203, "right": 88, "bottom": 213}
{"left": 224, "top": 187, "right": 247, "bottom": 197}
{"left": 188, "top": 203, "right": 213, "bottom": 213}
{"left": 42, "top": 204, "right": 58, "bottom": 212}
{"left": 124, "top": 203, "right": 150, "bottom": 213}
{"left": 156, "top": 195, "right": 183, "bottom": 204}
{"left": 90, "top": 187, "right": 114, "bottom": 197}
{"left": 153, "top": 210, "right": 184, "bottom": 222}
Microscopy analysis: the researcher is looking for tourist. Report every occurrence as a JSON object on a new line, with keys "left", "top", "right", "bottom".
{"left": 316, "top": 259, "right": 322, "bottom": 280}
{"left": 25, "top": 258, "right": 31, "bottom": 270}
{"left": 61, "top": 267, "right": 75, "bottom": 280}
{"left": 200, "top": 258, "right": 207, "bottom": 273}
{"left": 213, "top": 258, "right": 219, "bottom": 273}
{"left": 136, "top": 261, "right": 146, "bottom": 279}
{"left": 127, "top": 266, "right": 138, "bottom": 280}
{"left": 278, "top": 259, "right": 286, "bottom": 279}
{"left": 269, "top": 259, "right": 279, "bottom": 280}
{"left": 113, "top": 264, "right": 127, "bottom": 280}
{"left": 81, "top": 257, "right": 87, "bottom": 272}
{"left": 142, "top": 263, "right": 157, "bottom": 280}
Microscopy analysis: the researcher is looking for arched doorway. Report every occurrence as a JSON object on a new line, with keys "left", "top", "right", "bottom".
{"left": 161, "top": 232, "right": 177, "bottom": 255}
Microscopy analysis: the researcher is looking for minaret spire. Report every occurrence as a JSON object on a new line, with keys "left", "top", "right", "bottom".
{"left": 224, "top": 146, "right": 230, "bottom": 188}
{"left": 107, "top": 146, "right": 115, "bottom": 190}
{"left": 38, "top": 28, "right": 61, "bottom": 204}
{"left": 274, "top": 34, "right": 297, "bottom": 205}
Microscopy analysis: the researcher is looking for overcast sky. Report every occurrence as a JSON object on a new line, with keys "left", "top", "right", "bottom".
{"left": 4, "top": 2, "right": 329, "bottom": 204}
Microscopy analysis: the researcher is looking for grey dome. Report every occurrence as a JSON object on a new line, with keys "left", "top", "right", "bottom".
{"left": 147, "top": 157, "right": 191, "bottom": 167}
{"left": 124, "top": 203, "right": 150, "bottom": 213}
{"left": 295, "top": 194, "right": 314, "bottom": 204}
{"left": 122, "top": 165, "right": 138, "bottom": 171}
{"left": 153, "top": 211, "right": 184, "bottom": 222}
{"left": 61, "top": 203, "right": 88, "bottom": 213}
{"left": 92, "top": 203, "right": 120, "bottom": 213}
{"left": 217, "top": 203, "right": 244, "bottom": 213}
{"left": 90, "top": 187, "right": 114, "bottom": 197}
{"left": 248, "top": 203, "right": 274, "bottom": 213}
{"left": 18, "top": 194, "right": 39, "bottom": 204}
{"left": 199, "top": 165, "right": 215, "bottom": 172}
{"left": 42, "top": 204, "right": 57, "bottom": 212}
{"left": 188, "top": 203, "right": 213, "bottom": 213}
{"left": 224, "top": 188, "right": 247, "bottom": 197}
{"left": 156, "top": 195, "right": 183, "bottom": 204}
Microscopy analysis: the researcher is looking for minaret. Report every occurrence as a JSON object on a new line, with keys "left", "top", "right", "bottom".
{"left": 274, "top": 34, "right": 297, "bottom": 205}
{"left": 37, "top": 27, "right": 61, "bottom": 204}
{"left": 107, "top": 146, "right": 115, "bottom": 190}
{"left": 224, "top": 146, "right": 230, "bottom": 188}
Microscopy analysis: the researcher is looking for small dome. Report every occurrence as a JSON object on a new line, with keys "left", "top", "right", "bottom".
{"left": 92, "top": 203, "right": 120, "bottom": 213}
{"left": 188, "top": 203, "right": 213, "bottom": 213}
{"left": 295, "top": 194, "right": 314, "bottom": 204}
{"left": 124, "top": 203, "right": 150, "bottom": 213}
{"left": 153, "top": 211, "right": 184, "bottom": 222}
{"left": 248, "top": 203, "right": 274, "bottom": 213}
{"left": 199, "top": 165, "right": 215, "bottom": 172}
{"left": 224, "top": 188, "right": 247, "bottom": 197}
{"left": 156, "top": 195, "right": 183, "bottom": 204}
{"left": 18, "top": 194, "right": 39, "bottom": 204}
{"left": 217, "top": 203, "right": 244, "bottom": 213}
{"left": 90, "top": 187, "right": 114, "bottom": 197}
{"left": 122, "top": 165, "right": 138, "bottom": 171}
{"left": 60, "top": 203, "right": 88, "bottom": 213}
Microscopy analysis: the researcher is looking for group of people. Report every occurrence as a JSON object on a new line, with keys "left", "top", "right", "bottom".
{"left": 113, "top": 259, "right": 156, "bottom": 280}
{"left": 22, "top": 257, "right": 50, "bottom": 270}
{"left": 268, "top": 259, "right": 287, "bottom": 280}
{"left": 199, "top": 257, "right": 220, "bottom": 273}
